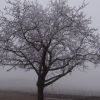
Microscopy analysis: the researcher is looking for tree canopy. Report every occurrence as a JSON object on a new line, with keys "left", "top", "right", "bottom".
{"left": 0, "top": 0, "right": 100, "bottom": 100}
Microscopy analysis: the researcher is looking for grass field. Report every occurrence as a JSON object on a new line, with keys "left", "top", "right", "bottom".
{"left": 0, "top": 91, "right": 100, "bottom": 100}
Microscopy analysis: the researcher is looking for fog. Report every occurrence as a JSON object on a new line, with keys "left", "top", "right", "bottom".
{"left": 0, "top": 0, "right": 100, "bottom": 96}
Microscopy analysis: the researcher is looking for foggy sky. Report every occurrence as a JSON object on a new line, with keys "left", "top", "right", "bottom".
{"left": 0, "top": 0, "right": 100, "bottom": 96}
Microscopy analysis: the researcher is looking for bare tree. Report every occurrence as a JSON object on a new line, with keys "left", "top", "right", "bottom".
{"left": 0, "top": 0, "right": 100, "bottom": 100}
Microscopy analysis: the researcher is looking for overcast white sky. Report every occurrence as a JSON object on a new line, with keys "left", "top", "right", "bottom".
{"left": 0, "top": 0, "right": 100, "bottom": 95}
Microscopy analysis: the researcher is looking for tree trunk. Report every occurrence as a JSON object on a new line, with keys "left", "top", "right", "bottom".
{"left": 37, "top": 84, "right": 44, "bottom": 100}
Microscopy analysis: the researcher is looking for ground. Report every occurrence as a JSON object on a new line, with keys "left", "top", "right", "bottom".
{"left": 0, "top": 91, "right": 100, "bottom": 100}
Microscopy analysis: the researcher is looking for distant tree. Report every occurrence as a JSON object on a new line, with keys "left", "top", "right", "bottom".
{"left": 0, "top": 0, "right": 100, "bottom": 100}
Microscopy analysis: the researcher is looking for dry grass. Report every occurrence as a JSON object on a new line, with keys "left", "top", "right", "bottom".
{"left": 0, "top": 91, "right": 100, "bottom": 100}
{"left": 0, "top": 91, "right": 36, "bottom": 100}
